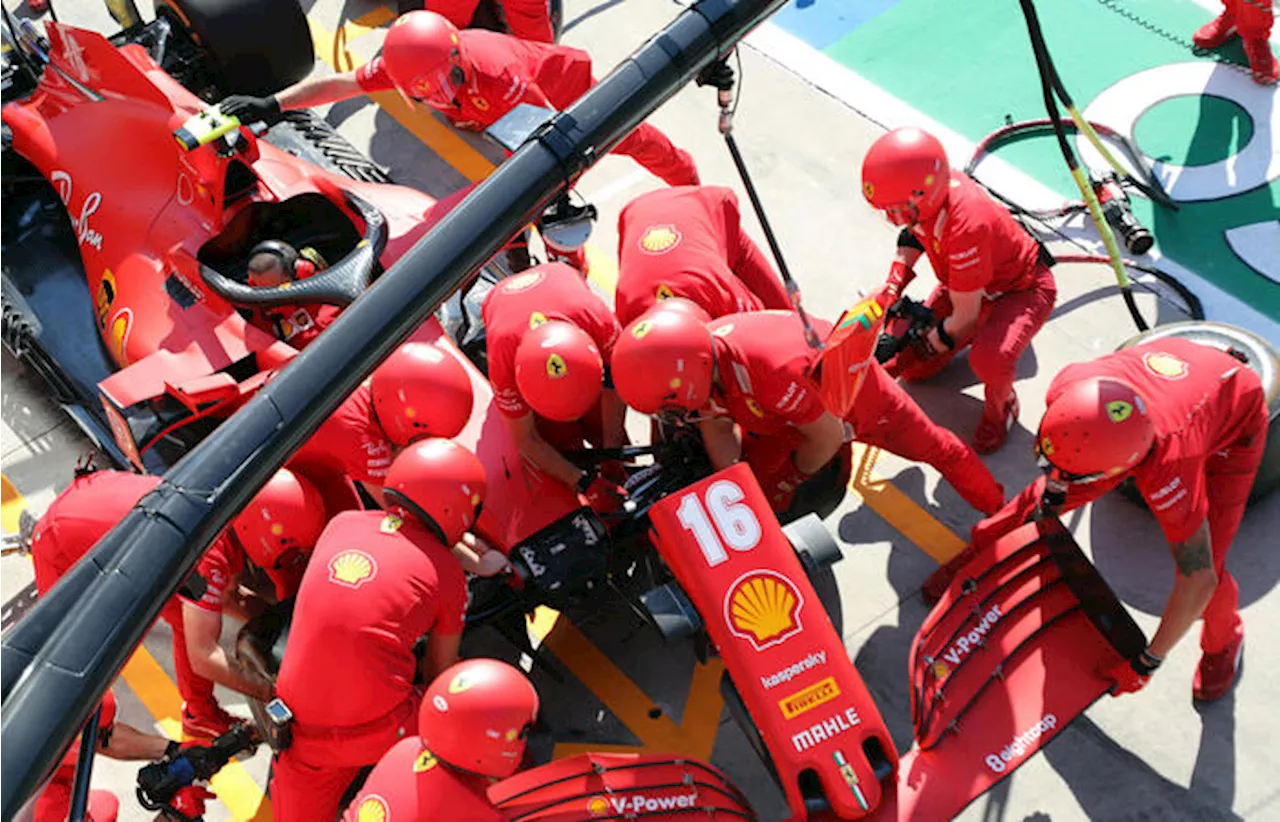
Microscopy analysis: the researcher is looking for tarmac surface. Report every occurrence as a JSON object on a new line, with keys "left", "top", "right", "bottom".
{"left": 2, "top": 0, "right": 1279, "bottom": 820}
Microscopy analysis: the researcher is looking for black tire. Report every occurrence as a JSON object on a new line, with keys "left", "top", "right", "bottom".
{"left": 1116, "top": 321, "right": 1280, "bottom": 506}
{"left": 155, "top": 0, "right": 315, "bottom": 97}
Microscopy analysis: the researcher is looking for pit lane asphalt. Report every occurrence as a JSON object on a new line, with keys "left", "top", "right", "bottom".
{"left": 3, "top": 0, "right": 1280, "bottom": 820}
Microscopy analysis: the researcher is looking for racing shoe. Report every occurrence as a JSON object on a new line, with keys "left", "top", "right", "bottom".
{"left": 973, "top": 391, "right": 1019, "bottom": 455}
{"left": 1243, "top": 37, "right": 1278, "bottom": 85}
{"left": 1192, "top": 13, "right": 1237, "bottom": 49}
{"left": 1193, "top": 627, "right": 1245, "bottom": 702}
{"left": 182, "top": 702, "right": 238, "bottom": 739}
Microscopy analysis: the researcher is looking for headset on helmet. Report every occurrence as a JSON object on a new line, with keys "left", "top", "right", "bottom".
{"left": 514, "top": 320, "right": 603, "bottom": 423}
{"left": 1036, "top": 376, "right": 1155, "bottom": 485}
{"left": 611, "top": 304, "right": 715, "bottom": 416}
{"left": 371, "top": 342, "right": 475, "bottom": 446}
{"left": 248, "top": 240, "right": 316, "bottom": 281}
{"left": 419, "top": 658, "right": 540, "bottom": 779}
{"left": 383, "top": 438, "right": 487, "bottom": 546}
{"left": 234, "top": 468, "right": 327, "bottom": 567}
{"left": 861, "top": 127, "right": 951, "bottom": 227}
{"left": 381, "top": 11, "right": 465, "bottom": 104}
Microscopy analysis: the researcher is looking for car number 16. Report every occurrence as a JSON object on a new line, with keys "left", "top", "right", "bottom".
{"left": 676, "top": 480, "right": 763, "bottom": 567}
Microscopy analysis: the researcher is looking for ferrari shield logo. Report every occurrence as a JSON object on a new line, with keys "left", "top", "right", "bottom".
{"left": 638, "top": 225, "right": 680, "bottom": 254}
{"left": 724, "top": 570, "right": 804, "bottom": 651}
{"left": 631, "top": 320, "right": 653, "bottom": 339}
{"left": 546, "top": 353, "right": 568, "bottom": 378}
{"left": 528, "top": 311, "right": 548, "bottom": 329}
{"left": 1143, "top": 351, "right": 1188, "bottom": 380}
{"left": 1039, "top": 436, "right": 1055, "bottom": 457}
{"left": 655, "top": 283, "right": 675, "bottom": 301}
{"left": 502, "top": 271, "right": 544, "bottom": 293}
{"left": 380, "top": 513, "right": 403, "bottom": 534}
{"left": 95, "top": 269, "right": 117, "bottom": 329}
{"left": 448, "top": 670, "right": 478, "bottom": 694}
{"left": 862, "top": 181, "right": 875, "bottom": 200}
{"left": 471, "top": 94, "right": 490, "bottom": 111}
{"left": 1106, "top": 400, "right": 1133, "bottom": 423}
{"left": 744, "top": 397, "right": 765, "bottom": 418}
{"left": 355, "top": 796, "right": 389, "bottom": 822}
{"left": 413, "top": 749, "right": 438, "bottom": 773}
{"left": 329, "top": 550, "right": 377, "bottom": 589}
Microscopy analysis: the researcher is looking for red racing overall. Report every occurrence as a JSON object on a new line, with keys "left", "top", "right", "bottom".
{"left": 976, "top": 339, "right": 1268, "bottom": 656}
{"left": 271, "top": 510, "right": 468, "bottom": 822}
{"left": 289, "top": 381, "right": 395, "bottom": 507}
{"left": 615, "top": 185, "right": 790, "bottom": 326}
{"left": 481, "top": 262, "right": 621, "bottom": 452}
{"left": 709, "top": 311, "right": 1005, "bottom": 516}
{"left": 887, "top": 172, "right": 1057, "bottom": 434}
{"left": 427, "top": 0, "right": 555, "bottom": 43}
{"left": 340, "top": 737, "right": 501, "bottom": 821}
{"left": 355, "top": 31, "right": 698, "bottom": 186}
{"left": 33, "top": 692, "right": 120, "bottom": 822}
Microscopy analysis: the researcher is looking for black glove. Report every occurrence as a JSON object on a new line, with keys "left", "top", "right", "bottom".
{"left": 219, "top": 95, "right": 283, "bottom": 127}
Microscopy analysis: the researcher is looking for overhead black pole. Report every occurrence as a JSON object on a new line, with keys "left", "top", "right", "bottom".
{"left": 0, "top": 0, "right": 787, "bottom": 815}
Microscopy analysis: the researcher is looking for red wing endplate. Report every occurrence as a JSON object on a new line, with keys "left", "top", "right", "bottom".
{"left": 866, "top": 518, "right": 1147, "bottom": 821}
{"left": 648, "top": 464, "right": 898, "bottom": 819}
{"left": 488, "top": 753, "right": 755, "bottom": 820}
{"left": 811, "top": 289, "right": 890, "bottom": 418}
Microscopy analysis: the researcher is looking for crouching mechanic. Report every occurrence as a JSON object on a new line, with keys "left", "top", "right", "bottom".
{"left": 270, "top": 438, "right": 487, "bottom": 822}
{"left": 482, "top": 262, "right": 629, "bottom": 511}
{"left": 180, "top": 469, "right": 327, "bottom": 706}
{"left": 932, "top": 338, "right": 1267, "bottom": 702}
{"left": 219, "top": 12, "right": 698, "bottom": 187}
{"left": 30, "top": 466, "right": 322, "bottom": 738}
{"left": 614, "top": 185, "right": 790, "bottom": 326}
{"left": 610, "top": 305, "right": 1005, "bottom": 519}
{"left": 341, "top": 658, "right": 539, "bottom": 821}
{"left": 244, "top": 240, "right": 337, "bottom": 349}
{"left": 862, "top": 127, "right": 1058, "bottom": 454}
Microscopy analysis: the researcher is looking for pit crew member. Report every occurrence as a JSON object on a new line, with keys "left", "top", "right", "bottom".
{"left": 481, "top": 261, "right": 628, "bottom": 510}
{"left": 1193, "top": 0, "right": 1277, "bottom": 85}
{"left": 30, "top": 467, "right": 323, "bottom": 738}
{"left": 340, "top": 658, "right": 539, "bottom": 821}
{"left": 862, "top": 126, "right": 1058, "bottom": 454}
{"left": 219, "top": 12, "right": 698, "bottom": 187}
{"left": 930, "top": 339, "right": 1267, "bottom": 702}
{"left": 244, "top": 240, "right": 338, "bottom": 349}
{"left": 426, "top": 0, "right": 555, "bottom": 43}
{"left": 614, "top": 185, "right": 789, "bottom": 326}
{"left": 610, "top": 305, "right": 1005, "bottom": 518}
{"left": 270, "top": 438, "right": 486, "bottom": 822}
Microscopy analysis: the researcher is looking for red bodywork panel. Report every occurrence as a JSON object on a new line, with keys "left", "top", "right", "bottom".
{"left": 648, "top": 463, "right": 897, "bottom": 819}
{"left": 489, "top": 753, "right": 755, "bottom": 820}
{"left": 864, "top": 518, "right": 1144, "bottom": 821}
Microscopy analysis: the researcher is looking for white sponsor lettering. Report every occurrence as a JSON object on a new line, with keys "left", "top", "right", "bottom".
{"left": 984, "top": 714, "right": 1058, "bottom": 773}
{"left": 791, "top": 707, "right": 861, "bottom": 752}
{"left": 940, "top": 605, "right": 1002, "bottom": 667}
{"left": 761, "top": 651, "right": 827, "bottom": 690}
{"left": 49, "top": 170, "right": 103, "bottom": 250}
{"left": 609, "top": 792, "right": 699, "bottom": 814}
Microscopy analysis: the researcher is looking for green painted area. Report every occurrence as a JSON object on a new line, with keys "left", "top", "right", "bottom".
{"left": 826, "top": 0, "right": 1280, "bottom": 320}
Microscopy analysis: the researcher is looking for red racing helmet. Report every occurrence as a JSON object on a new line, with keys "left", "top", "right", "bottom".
{"left": 370, "top": 342, "right": 475, "bottom": 446}
{"left": 653, "top": 295, "right": 712, "bottom": 324}
{"left": 381, "top": 11, "right": 464, "bottom": 104}
{"left": 861, "top": 127, "right": 951, "bottom": 226}
{"left": 233, "top": 468, "right": 327, "bottom": 568}
{"left": 383, "top": 438, "right": 487, "bottom": 545}
{"left": 514, "top": 320, "right": 603, "bottom": 422}
{"left": 419, "top": 658, "right": 540, "bottom": 779}
{"left": 611, "top": 305, "right": 715, "bottom": 416}
{"left": 1036, "top": 376, "right": 1156, "bottom": 483}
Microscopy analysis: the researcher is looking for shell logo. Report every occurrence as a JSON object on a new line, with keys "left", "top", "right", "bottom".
{"left": 587, "top": 796, "right": 611, "bottom": 817}
{"left": 413, "top": 748, "right": 438, "bottom": 773}
{"left": 503, "top": 271, "right": 545, "bottom": 293}
{"left": 528, "top": 311, "right": 549, "bottom": 329}
{"left": 1106, "top": 400, "right": 1133, "bottom": 423}
{"left": 546, "top": 353, "right": 568, "bottom": 378}
{"left": 1143, "top": 351, "right": 1188, "bottom": 380}
{"left": 328, "top": 550, "right": 378, "bottom": 589}
{"left": 639, "top": 225, "right": 681, "bottom": 255}
{"left": 724, "top": 570, "right": 804, "bottom": 651}
{"left": 356, "top": 796, "right": 389, "bottom": 822}
{"left": 932, "top": 660, "right": 949, "bottom": 680}
{"left": 655, "top": 283, "right": 675, "bottom": 301}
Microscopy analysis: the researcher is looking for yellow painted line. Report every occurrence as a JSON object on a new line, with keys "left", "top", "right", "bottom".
{"left": 2, "top": 473, "right": 24, "bottom": 533}
{"left": 846, "top": 444, "right": 967, "bottom": 563}
{"left": 528, "top": 607, "right": 724, "bottom": 759}
{"left": 306, "top": 7, "right": 621, "bottom": 296}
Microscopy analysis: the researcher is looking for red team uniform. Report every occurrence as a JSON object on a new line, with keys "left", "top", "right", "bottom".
{"left": 270, "top": 510, "right": 469, "bottom": 822}
{"left": 978, "top": 339, "right": 1268, "bottom": 660}
{"left": 614, "top": 186, "right": 790, "bottom": 326}
{"left": 340, "top": 738, "right": 501, "bottom": 822}
{"left": 248, "top": 302, "right": 339, "bottom": 350}
{"left": 889, "top": 172, "right": 1057, "bottom": 440}
{"left": 33, "top": 692, "right": 120, "bottom": 822}
{"left": 482, "top": 263, "right": 621, "bottom": 449}
{"left": 290, "top": 382, "right": 394, "bottom": 487}
{"left": 706, "top": 311, "right": 1005, "bottom": 515}
{"left": 355, "top": 28, "right": 698, "bottom": 186}
{"left": 428, "top": 0, "right": 555, "bottom": 43}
